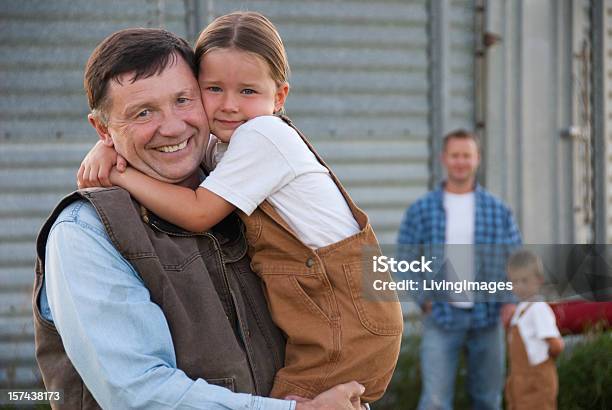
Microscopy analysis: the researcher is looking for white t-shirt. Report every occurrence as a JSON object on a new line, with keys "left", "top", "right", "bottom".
{"left": 510, "top": 301, "right": 561, "bottom": 366}
{"left": 443, "top": 191, "right": 476, "bottom": 308}
{"left": 200, "top": 116, "right": 360, "bottom": 249}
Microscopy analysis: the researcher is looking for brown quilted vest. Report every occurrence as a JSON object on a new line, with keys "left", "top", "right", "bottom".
{"left": 32, "top": 188, "right": 285, "bottom": 409}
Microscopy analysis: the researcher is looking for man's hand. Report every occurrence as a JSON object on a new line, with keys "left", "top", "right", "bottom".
{"left": 290, "top": 381, "right": 365, "bottom": 410}
{"left": 500, "top": 303, "right": 516, "bottom": 328}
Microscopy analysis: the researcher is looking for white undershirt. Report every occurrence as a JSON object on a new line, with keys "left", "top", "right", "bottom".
{"left": 200, "top": 116, "right": 359, "bottom": 249}
{"left": 444, "top": 191, "right": 475, "bottom": 308}
{"left": 511, "top": 301, "right": 561, "bottom": 365}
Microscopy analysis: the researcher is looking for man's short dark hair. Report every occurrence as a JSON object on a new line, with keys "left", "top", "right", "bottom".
{"left": 442, "top": 129, "right": 481, "bottom": 151}
{"left": 84, "top": 28, "right": 196, "bottom": 122}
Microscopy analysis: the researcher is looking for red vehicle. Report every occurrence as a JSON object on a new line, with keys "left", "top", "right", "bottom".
{"left": 550, "top": 301, "right": 612, "bottom": 334}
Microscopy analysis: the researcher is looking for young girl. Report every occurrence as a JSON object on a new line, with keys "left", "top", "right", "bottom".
{"left": 78, "top": 11, "right": 402, "bottom": 403}
{"left": 505, "top": 250, "right": 564, "bottom": 410}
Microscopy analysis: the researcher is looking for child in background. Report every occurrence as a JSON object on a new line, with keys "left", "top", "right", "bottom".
{"left": 505, "top": 250, "right": 564, "bottom": 410}
{"left": 77, "top": 11, "right": 402, "bottom": 403}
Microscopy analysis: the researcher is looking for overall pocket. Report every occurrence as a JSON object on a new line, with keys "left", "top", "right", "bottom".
{"left": 261, "top": 270, "right": 340, "bottom": 364}
{"left": 342, "top": 261, "right": 403, "bottom": 336}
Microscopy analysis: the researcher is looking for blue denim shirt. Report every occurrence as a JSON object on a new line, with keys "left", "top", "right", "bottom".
{"left": 39, "top": 200, "right": 294, "bottom": 410}
{"left": 396, "top": 183, "right": 522, "bottom": 329}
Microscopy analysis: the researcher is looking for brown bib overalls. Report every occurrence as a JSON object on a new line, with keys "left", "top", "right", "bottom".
{"left": 238, "top": 116, "right": 403, "bottom": 402}
{"left": 505, "top": 303, "right": 558, "bottom": 410}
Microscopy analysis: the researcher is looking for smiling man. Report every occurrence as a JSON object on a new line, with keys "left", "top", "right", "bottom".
{"left": 32, "top": 28, "right": 364, "bottom": 410}
{"left": 397, "top": 130, "right": 522, "bottom": 410}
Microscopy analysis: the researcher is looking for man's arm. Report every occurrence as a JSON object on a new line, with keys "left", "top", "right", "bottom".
{"left": 44, "top": 201, "right": 293, "bottom": 410}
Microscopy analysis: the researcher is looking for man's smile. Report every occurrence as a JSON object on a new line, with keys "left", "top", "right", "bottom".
{"left": 154, "top": 139, "right": 189, "bottom": 153}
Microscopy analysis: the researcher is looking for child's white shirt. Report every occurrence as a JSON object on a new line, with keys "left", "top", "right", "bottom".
{"left": 200, "top": 116, "right": 360, "bottom": 249}
{"left": 510, "top": 301, "right": 561, "bottom": 366}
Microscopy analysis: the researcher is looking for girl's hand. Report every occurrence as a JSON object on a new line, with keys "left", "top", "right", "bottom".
{"left": 77, "top": 140, "right": 127, "bottom": 188}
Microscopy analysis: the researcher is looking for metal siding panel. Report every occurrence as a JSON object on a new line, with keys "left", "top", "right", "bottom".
{"left": 0, "top": 294, "right": 32, "bottom": 321}
{"left": 2, "top": 69, "right": 84, "bottom": 93}
{"left": 0, "top": 0, "right": 183, "bottom": 17}
{"left": 0, "top": 268, "right": 36, "bottom": 289}
{"left": 590, "top": 0, "right": 612, "bottom": 243}
{"left": 0, "top": 0, "right": 188, "bottom": 389}
{"left": 429, "top": 0, "right": 475, "bottom": 184}
{"left": 315, "top": 140, "right": 428, "bottom": 161}
{"left": 212, "top": 1, "right": 427, "bottom": 22}
{"left": 200, "top": 0, "right": 430, "bottom": 243}
{"left": 0, "top": 317, "right": 34, "bottom": 340}
{"left": 0, "top": 218, "right": 44, "bottom": 241}
{"left": 332, "top": 163, "right": 428, "bottom": 185}
{"left": 0, "top": 288, "right": 34, "bottom": 387}
{"left": 0, "top": 366, "right": 41, "bottom": 387}
{"left": 606, "top": 3, "right": 612, "bottom": 242}
{"left": 0, "top": 193, "right": 70, "bottom": 216}
{"left": 0, "top": 143, "right": 91, "bottom": 166}
{"left": 448, "top": 0, "right": 475, "bottom": 130}
{"left": 1, "top": 20, "right": 184, "bottom": 44}
{"left": 0, "top": 168, "right": 76, "bottom": 191}
{"left": 0, "top": 243, "right": 36, "bottom": 271}
{"left": 279, "top": 116, "right": 430, "bottom": 140}
{"left": 569, "top": 0, "right": 593, "bottom": 243}
{"left": 287, "top": 47, "right": 427, "bottom": 69}
{"left": 290, "top": 70, "right": 428, "bottom": 93}
{"left": 276, "top": 23, "right": 426, "bottom": 46}
{"left": 286, "top": 93, "right": 428, "bottom": 115}
{"left": 0, "top": 0, "right": 450, "bottom": 389}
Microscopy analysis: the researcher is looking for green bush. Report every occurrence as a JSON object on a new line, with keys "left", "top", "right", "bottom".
{"left": 375, "top": 335, "right": 421, "bottom": 409}
{"left": 557, "top": 330, "right": 612, "bottom": 410}
{"left": 376, "top": 330, "right": 612, "bottom": 410}
{"left": 376, "top": 335, "right": 470, "bottom": 410}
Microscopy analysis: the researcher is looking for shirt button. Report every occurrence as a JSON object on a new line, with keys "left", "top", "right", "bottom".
{"left": 306, "top": 258, "right": 314, "bottom": 268}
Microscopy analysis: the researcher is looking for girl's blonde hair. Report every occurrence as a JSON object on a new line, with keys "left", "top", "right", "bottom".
{"left": 195, "top": 11, "right": 290, "bottom": 86}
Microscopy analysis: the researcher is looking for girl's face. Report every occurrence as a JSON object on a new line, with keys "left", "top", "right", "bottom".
{"left": 198, "top": 48, "right": 289, "bottom": 143}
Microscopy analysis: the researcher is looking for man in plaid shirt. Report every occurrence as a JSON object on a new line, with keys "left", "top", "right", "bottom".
{"left": 397, "top": 130, "right": 521, "bottom": 410}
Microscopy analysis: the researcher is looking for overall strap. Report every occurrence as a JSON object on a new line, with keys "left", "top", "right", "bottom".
{"left": 258, "top": 200, "right": 297, "bottom": 238}
{"left": 518, "top": 302, "right": 534, "bottom": 318}
{"left": 277, "top": 115, "right": 368, "bottom": 228}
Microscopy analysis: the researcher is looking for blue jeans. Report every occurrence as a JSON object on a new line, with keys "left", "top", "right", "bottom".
{"left": 417, "top": 309, "right": 505, "bottom": 410}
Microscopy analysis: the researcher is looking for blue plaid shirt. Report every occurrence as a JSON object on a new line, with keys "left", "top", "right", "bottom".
{"left": 397, "top": 183, "right": 522, "bottom": 329}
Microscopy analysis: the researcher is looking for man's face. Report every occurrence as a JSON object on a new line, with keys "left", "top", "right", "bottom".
{"left": 441, "top": 137, "right": 480, "bottom": 186}
{"left": 93, "top": 56, "right": 209, "bottom": 185}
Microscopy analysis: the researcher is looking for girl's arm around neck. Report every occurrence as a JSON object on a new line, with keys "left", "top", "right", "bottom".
{"left": 111, "top": 167, "right": 236, "bottom": 232}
